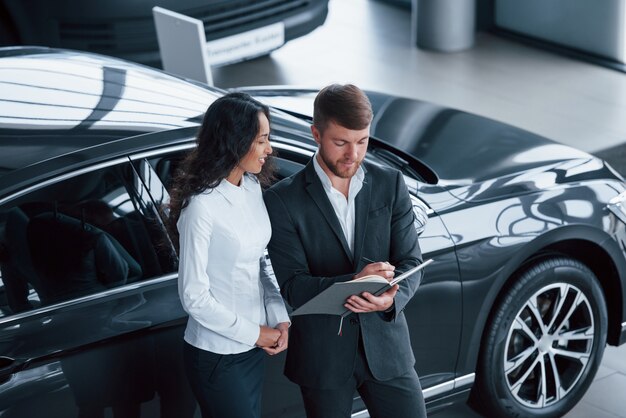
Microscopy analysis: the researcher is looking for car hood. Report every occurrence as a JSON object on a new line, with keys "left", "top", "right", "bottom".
{"left": 239, "top": 87, "right": 618, "bottom": 204}
{"left": 0, "top": 47, "right": 215, "bottom": 177}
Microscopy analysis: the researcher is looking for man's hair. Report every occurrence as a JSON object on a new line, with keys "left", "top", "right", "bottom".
{"left": 313, "top": 84, "right": 373, "bottom": 133}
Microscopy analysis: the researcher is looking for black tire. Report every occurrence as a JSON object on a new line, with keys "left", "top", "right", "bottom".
{"left": 472, "top": 257, "right": 608, "bottom": 418}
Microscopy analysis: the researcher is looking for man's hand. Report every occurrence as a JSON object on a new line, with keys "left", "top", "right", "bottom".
{"left": 344, "top": 284, "right": 399, "bottom": 313}
{"left": 262, "top": 322, "right": 289, "bottom": 355}
{"left": 354, "top": 262, "right": 395, "bottom": 281}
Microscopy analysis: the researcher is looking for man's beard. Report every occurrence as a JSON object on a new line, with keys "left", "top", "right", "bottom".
{"left": 321, "top": 153, "right": 362, "bottom": 179}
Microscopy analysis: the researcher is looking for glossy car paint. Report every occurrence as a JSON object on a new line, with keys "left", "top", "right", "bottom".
{"left": 235, "top": 87, "right": 626, "bottom": 366}
{"left": 0, "top": 0, "right": 329, "bottom": 67}
{"left": 0, "top": 47, "right": 625, "bottom": 417}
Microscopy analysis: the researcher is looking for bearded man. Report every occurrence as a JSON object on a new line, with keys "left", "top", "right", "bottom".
{"left": 264, "top": 84, "right": 427, "bottom": 418}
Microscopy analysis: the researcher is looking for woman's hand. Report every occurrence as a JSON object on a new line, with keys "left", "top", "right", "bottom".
{"left": 256, "top": 325, "right": 281, "bottom": 348}
{"left": 262, "top": 322, "right": 289, "bottom": 355}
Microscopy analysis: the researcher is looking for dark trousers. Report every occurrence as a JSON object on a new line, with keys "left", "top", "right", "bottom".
{"left": 183, "top": 342, "right": 265, "bottom": 418}
{"left": 300, "top": 337, "right": 427, "bottom": 418}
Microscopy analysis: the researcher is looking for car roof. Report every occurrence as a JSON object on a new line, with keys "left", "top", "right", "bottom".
{"left": 0, "top": 46, "right": 218, "bottom": 177}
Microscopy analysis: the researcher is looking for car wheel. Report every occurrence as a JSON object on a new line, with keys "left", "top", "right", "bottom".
{"left": 472, "top": 257, "right": 608, "bottom": 418}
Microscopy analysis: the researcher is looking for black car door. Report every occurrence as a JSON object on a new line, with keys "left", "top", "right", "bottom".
{"left": 405, "top": 183, "right": 464, "bottom": 396}
{"left": 0, "top": 159, "right": 195, "bottom": 417}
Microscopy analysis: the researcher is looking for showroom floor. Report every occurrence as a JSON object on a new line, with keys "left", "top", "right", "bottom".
{"left": 210, "top": 0, "right": 626, "bottom": 416}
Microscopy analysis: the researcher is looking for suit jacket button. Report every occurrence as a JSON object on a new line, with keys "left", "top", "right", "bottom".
{"left": 349, "top": 318, "right": 359, "bottom": 325}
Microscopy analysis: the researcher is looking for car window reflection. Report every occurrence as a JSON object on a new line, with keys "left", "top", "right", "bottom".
{"left": 0, "top": 162, "right": 177, "bottom": 317}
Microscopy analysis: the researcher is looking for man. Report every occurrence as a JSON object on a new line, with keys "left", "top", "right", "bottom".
{"left": 264, "top": 83, "right": 427, "bottom": 418}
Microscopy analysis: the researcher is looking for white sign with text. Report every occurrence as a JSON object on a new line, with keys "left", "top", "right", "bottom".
{"left": 206, "top": 22, "right": 285, "bottom": 66}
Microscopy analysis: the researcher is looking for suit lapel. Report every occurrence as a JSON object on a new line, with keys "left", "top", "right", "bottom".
{"left": 304, "top": 162, "right": 353, "bottom": 262}
{"left": 352, "top": 164, "right": 371, "bottom": 268}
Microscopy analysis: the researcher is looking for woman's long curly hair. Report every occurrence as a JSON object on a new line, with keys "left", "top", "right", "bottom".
{"left": 167, "top": 92, "right": 274, "bottom": 248}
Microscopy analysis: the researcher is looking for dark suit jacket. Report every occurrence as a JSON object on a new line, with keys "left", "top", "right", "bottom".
{"left": 264, "top": 159, "right": 423, "bottom": 389}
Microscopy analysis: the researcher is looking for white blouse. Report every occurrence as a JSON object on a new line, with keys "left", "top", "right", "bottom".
{"left": 177, "top": 174, "right": 290, "bottom": 354}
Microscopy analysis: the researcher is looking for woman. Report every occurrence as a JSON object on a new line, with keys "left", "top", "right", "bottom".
{"left": 168, "top": 92, "right": 290, "bottom": 418}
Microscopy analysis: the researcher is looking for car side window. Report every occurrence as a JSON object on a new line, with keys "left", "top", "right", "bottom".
{"left": 0, "top": 162, "right": 177, "bottom": 317}
{"left": 147, "top": 151, "right": 187, "bottom": 191}
{"left": 147, "top": 149, "right": 306, "bottom": 190}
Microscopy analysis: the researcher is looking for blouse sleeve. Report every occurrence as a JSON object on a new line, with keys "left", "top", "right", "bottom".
{"left": 259, "top": 254, "right": 291, "bottom": 328}
{"left": 177, "top": 197, "right": 260, "bottom": 346}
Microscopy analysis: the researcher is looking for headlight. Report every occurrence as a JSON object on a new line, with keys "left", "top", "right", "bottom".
{"left": 411, "top": 197, "right": 431, "bottom": 235}
{"left": 607, "top": 191, "right": 626, "bottom": 224}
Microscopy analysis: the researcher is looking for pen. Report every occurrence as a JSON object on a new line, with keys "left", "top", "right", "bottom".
{"left": 363, "top": 256, "right": 390, "bottom": 265}
{"left": 362, "top": 256, "right": 392, "bottom": 268}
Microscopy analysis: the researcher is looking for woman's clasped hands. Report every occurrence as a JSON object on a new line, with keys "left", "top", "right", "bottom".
{"left": 256, "top": 322, "right": 289, "bottom": 355}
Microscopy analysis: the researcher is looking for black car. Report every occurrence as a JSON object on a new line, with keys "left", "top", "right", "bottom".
{"left": 0, "top": 0, "right": 329, "bottom": 67}
{"left": 0, "top": 46, "right": 625, "bottom": 418}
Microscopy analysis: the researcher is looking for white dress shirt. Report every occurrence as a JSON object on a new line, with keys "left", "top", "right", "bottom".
{"left": 313, "top": 153, "right": 364, "bottom": 254}
{"left": 177, "top": 174, "right": 290, "bottom": 354}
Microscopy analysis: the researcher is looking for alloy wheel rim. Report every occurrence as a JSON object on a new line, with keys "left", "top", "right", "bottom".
{"left": 503, "top": 282, "right": 595, "bottom": 408}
